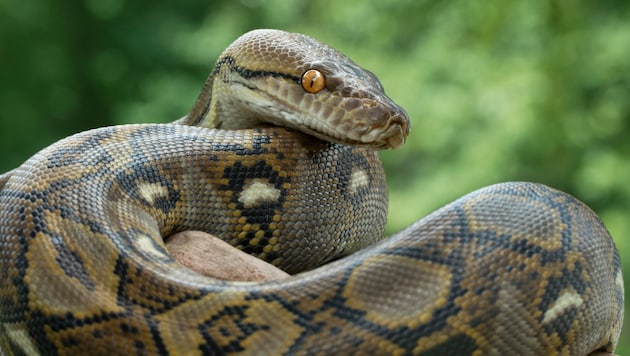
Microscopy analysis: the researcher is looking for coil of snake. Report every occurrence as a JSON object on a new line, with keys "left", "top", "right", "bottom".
{"left": 0, "top": 29, "right": 624, "bottom": 355}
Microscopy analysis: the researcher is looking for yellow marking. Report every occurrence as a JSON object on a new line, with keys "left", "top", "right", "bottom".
{"left": 137, "top": 182, "right": 168, "bottom": 204}
{"left": 26, "top": 212, "right": 125, "bottom": 316}
{"left": 464, "top": 194, "right": 564, "bottom": 250}
{"left": 541, "top": 288, "right": 583, "bottom": 324}
{"left": 136, "top": 235, "right": 165, "bottom": 259}
{"left": 349, "top": 168, "right": 368, "bottom": 195}
{"left": 344, "top": 255, "right": 451, "bottom": 329}
{"left": 156, "top": 295, "right": 304, "bottom": 355}
{"left": 238, "top": 178, "right": 281, "bottom": 208}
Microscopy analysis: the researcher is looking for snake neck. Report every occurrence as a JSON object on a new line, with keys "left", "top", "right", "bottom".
{"left": 178, "top": 68, "right": 273, "bottom": 131}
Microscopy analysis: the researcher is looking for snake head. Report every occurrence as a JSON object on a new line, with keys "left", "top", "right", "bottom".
{"left": 193, "top": 29, "right": 410, "bottom": 150}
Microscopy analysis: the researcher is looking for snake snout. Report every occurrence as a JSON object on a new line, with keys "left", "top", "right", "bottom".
{"left": 353, "top": 103, "right": 410, "bottom": 150}
{"left": 379, "top": 112, "right": 410, "bottom": 149}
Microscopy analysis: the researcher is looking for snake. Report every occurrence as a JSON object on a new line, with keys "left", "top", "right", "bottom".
{"left": 0, "top": 29, "right": 624, "bottom": 355}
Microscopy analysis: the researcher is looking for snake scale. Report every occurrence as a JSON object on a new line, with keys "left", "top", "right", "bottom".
{"left": 0, "top": 29, "right": 624, "bottom": 355}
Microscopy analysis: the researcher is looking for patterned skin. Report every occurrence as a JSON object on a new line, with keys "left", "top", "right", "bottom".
{"left": 0, "top": 29, "right": 623, "bottom": 355}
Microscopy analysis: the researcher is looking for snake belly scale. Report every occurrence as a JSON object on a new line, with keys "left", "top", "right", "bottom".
{"left": 0, "top": 29, "right": 624, "bottom": 355}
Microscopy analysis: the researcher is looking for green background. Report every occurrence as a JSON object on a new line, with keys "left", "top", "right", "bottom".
{"left": 1, "top": 0, "right": 628, "bottom": 352}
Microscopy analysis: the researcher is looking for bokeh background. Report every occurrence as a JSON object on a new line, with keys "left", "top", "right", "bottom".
{"left": 1, "top": 0, "right": 628, "bottom": 351}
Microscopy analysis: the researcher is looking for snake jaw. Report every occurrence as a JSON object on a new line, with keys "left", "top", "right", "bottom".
{"left": 255, "top": 89, "right": 409, "bottom": 150}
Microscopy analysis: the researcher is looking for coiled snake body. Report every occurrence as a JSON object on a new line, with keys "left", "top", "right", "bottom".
{"left": 0, "top": 29, "right": 624, "bottom": 355}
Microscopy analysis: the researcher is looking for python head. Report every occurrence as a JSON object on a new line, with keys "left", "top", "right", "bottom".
{"left": 187, "top": 29, "right": 410, "bottom": 150}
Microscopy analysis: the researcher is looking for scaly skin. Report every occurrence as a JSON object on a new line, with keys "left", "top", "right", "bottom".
{"left": 0, "top": 29, "right": 623, "bottom": 355}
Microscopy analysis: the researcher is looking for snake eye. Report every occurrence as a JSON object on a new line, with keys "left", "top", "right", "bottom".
{"left": 301, "top": 69, "right": 326, "bottom": 93}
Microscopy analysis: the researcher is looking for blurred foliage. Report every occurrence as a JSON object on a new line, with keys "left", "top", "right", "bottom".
{"left": 1, "top": 0, "right": 628, "bottom": 351}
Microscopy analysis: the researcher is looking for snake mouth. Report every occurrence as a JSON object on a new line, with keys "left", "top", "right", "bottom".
{"left": 296, "top": 113, "right": 409, "bottom": 150}
{"left": 247, "top": 91, "right": 410, "bottom": 150}
{"left": 292, "top": 111, "right": 410, "bottom": 150}
{"left": 266, "top": 90, "right": 412, "bottom": 150}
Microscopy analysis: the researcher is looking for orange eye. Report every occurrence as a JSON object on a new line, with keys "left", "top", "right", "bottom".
{"left": 301, "top": 69, "right": 326, "bottom": 93}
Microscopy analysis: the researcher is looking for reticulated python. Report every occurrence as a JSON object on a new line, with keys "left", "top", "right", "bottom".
{"left": 0, "top": 29, "right": 624, "bottom": 355}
